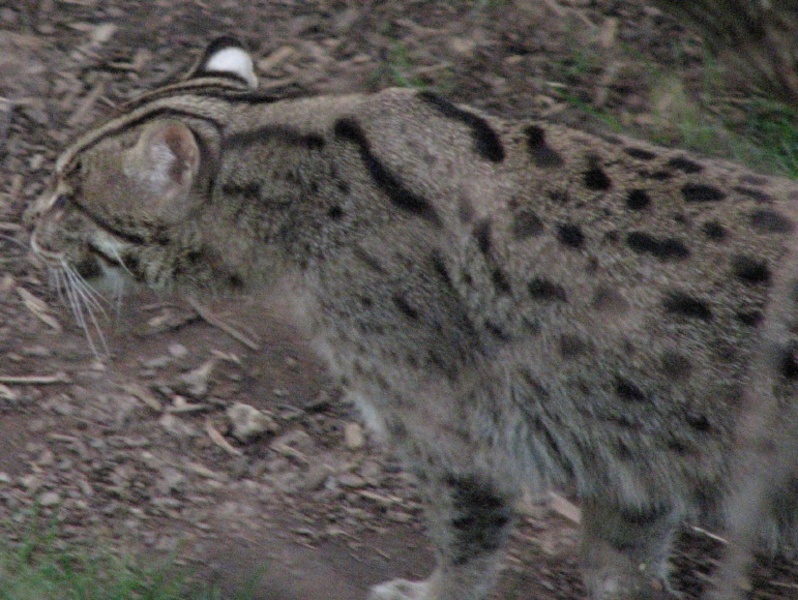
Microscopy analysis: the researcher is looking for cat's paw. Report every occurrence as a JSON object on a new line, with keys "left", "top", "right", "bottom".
{"left": 367, "top": 578, "right": 430, "bottom": 600}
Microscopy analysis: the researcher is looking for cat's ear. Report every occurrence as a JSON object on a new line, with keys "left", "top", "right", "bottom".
{"left": 125, "top": 120, "right": 201, "bottom": 219}
{"left": 189, "top": 36, "right": 258, "bottom": 89}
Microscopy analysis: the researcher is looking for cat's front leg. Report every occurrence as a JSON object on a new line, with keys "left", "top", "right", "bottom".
{"left": 580, "top": 498, "right": 681, "bottom": 600}
{"left": 369, "top": 472, "right": 516, "bottom": 600}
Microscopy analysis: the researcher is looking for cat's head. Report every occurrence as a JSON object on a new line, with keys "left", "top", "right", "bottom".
{"left": 27, "top": 37, "right": 258, "bottom": 293}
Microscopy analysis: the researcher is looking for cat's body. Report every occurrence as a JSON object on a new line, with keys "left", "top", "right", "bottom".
{"left": 28, "top": 39, "right": 798, "bottom": 599}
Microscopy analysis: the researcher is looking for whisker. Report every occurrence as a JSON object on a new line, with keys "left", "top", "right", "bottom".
{"left": 61, "top": 260, "right": 108, "bottom": 313}
{"left": 64, "top": 268, "right": 111, "bottom": 356}
{"left": 109, "top": 246, "right": 136, "bottom": 280}
{"left": 103, "top": 247, "right": 130, "bottom": 322}
{"left": 60, "top": 264, "right": 109, "bottom": 358}
{"left": 51, "top": 268, "right": 66, "bottom": 307}
{"left": 112, "top": 274, "right": 126, "bottom": 322}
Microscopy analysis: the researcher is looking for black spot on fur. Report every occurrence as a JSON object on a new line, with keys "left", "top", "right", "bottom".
{"left": 592, "top": 286, "right": 629, "bottom": 314}
{"left": 686, "top": 412, "right": 711, "bottom": 432}
{"left": 458, "top": 195, "right": 475, "bottom": 223}
{"left": 667, "top": 439, "right": 691, "bottom": 455}
{"left": 528, "top": 278, "right": 567, "bottom": 302}
{"left": 336, "top": 179, "right": 350, "bottom": 195}
{"left": 430, "top": 252, "right": 453, "bottom": 288}
{"left": 682, "top": 184, "right": 726, "bottom": 203}
{"left": 666, "top": 156, "right": 703, "bottom": 174}
{"left": 624, "top": 147, "right": 658, "bottom": 160}
{"left": 557, "top": 223, "right": 585, "bottom": 249}
{"left": 626, "top": 232, "right": 690, "bottom": 260}
{"left": 749, "top": 209, "right": 794, "bottom": 233}
{"left": 227, "top": 273, "right": 244, "bottom": 289}
{"left": 741, "top": 174, "right": 768, "bottom": 186}
{"left": 491, "top": 269, "right": 512, "bottom": 295}
{"left": 392, "top": 294, "right": 419, "bottom": 321}
{"left": 523, "top": 125, "right": 564, "bottom": 168}
{"left": 736, "top": 310, "right": 763, "bottom": 327}
{"left": 779, "top": 342, "right": 798, "bottom": 379}
{"left": 352, "top": 246, "right": 387, "bottom": 274}
{"left": 614, "top": 440, "right": 634, "bottom": 460}
{"left": 327, "top": 205, "right": 344, "bottom": 219}
{"left": 702, "top": 221, "right": 727, "bottom": 241}
{"left": 615, "top": 376, "right": 648, "bottom": 403}
{"left": 474, "top": 219, "right": 492, "bottom": 255}
{"left": 661, "top": 351, "right": 692, "bottom": 380}
{"left": 334, "top": 118, "right": 442, "bottom": 227}
{"left": 584, "top": 157, "right": 612, "bottom": 191}
{"left": 626, "top": 189, "right": 651, "bottom": 210}
{"left": 486, "top": 321, "right": 511, "bottom": 341}
{"left": 663, "top": 292, "right": 713, "bottom": 320}
{"left": 650, "top": 170, "right": 672, "bottom": 181}
{"left": 222, "top": 181, "right": 261, "bottom": 199}
{"left": 511, "top": 209, "right": 544, "bottom": 239}
{"left": 447, "top": 476, "right": 513, "bottom": 565}
{"left": 734, "top": 186, "right": 772, "bottom": 203}
{"left": 560, "top": 334, "right": 587, "bottom": 358}
{"left": 418, "top": 91, "right": 505, "bottom": 162}
{"left": 732, "top": 255, "right": 771, "bottom": 285}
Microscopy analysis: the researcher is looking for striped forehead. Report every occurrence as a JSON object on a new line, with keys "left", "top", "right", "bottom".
{"left": 54, "top": 75, "right": 253, "bottom": 176}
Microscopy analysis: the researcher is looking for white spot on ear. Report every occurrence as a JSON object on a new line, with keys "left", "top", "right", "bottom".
{"left": 205, "top": 47, "right": 257, "bottom": 88}
{"left": 146, "top": 142, "right": 178, "bottom": 190}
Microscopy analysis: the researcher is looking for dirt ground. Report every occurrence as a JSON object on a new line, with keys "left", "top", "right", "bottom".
{"left": 1, "top": 1, "right": 798, "bottom": 598}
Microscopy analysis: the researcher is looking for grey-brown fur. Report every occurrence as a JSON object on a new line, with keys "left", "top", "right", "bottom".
{"left": 27, "top": 41, "right": 798, "bottom": 599}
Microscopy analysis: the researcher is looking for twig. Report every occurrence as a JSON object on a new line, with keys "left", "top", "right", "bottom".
{"left": 204, "top": 418, "right": 242, "bottom": 456}
{"left": 66, "top": 80, "right": 105, "bottom": 127}
{"left": 0, "top": 372, "right": 69, "bottom": 384}
{"left": 185, "top": 296, "right": 260, "bottom": 350}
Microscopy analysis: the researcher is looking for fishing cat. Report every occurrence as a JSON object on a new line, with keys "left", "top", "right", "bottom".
{"left": 27, "top": 38, "right": 798, "bottom": 599}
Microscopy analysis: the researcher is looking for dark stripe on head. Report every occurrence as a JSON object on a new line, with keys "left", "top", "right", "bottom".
{"left": 71, "top": 199, "right": 147, "bottom": 246}
{"left": 333, "top": 117, "right": 443, "bottom": 228}
{"left": 225, "top": 125, "right": 326, "bottom": 151}
{"left": 58, "top": 107, "right": 225, "bottom": 175}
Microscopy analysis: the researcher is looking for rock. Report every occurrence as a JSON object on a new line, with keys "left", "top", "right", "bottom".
{"left": 19, "top": 475, "right": 41, "bottom": 492}
{"left": 343, "top": 422, "right": 365, "bottom": 450}
{"left": 337, "top": 473, "right": 366, "bottom": 489}
{"left": 158, "top": 413, "right": 199, "bottom": 439}
{"left": 226, "top": 402, "right": 278, "bottom": 442}
{"left": 167, "top": 343, "right": 189, "bottom": 358}
{"left": 141, "top": 355, "right": 172, "bottom": 370}
{"left": 180, "top": 358, "right": 217, "bottom": 397}
{"left": 39, "top": 491, "right": 61, "bottom": 507}
{"left": 157, "top": 466, "right": 186, "bottom": 495}
{"left": 300, "top": 463, "right": 332, "bottom": 492}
